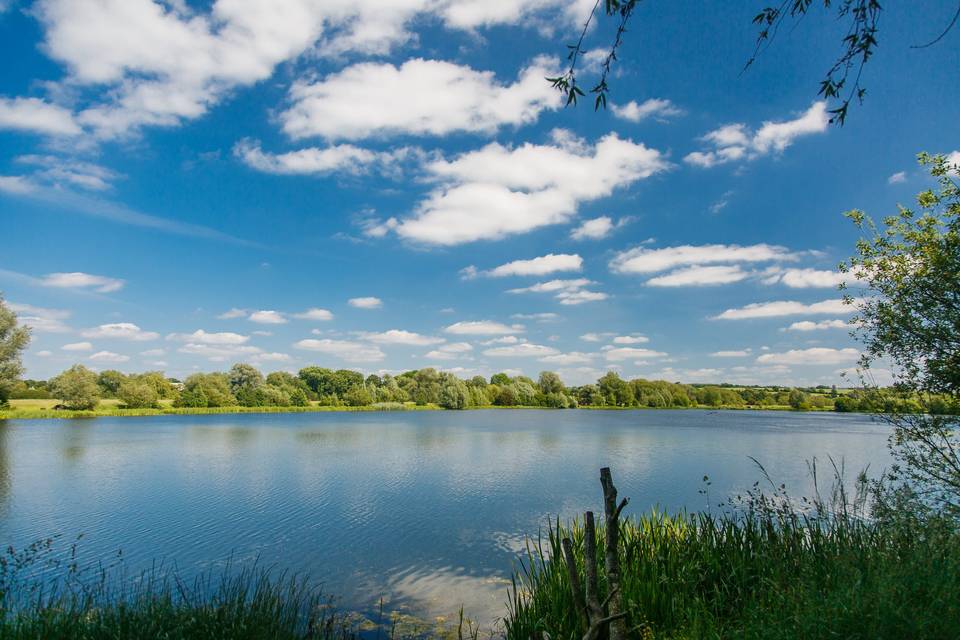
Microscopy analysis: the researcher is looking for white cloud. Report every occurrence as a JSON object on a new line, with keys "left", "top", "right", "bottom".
{"left": 611, "top": 98, "right": 683, "bottom": 123}
{"left": 642, "top": 367, "right": 724, "bottom": 383}
{"left": 8, "top": 302, "right": 72, "bottom": 333}
{"left": 612, "top": 335, "right": 648, "bottom": 344}
{"left": 946, "top": 151, "right": 960, "bottom": 175}
{"left": 234, "top": 139, "right": 417, "bottom": 176}
{"left": 836, "top": 366, "right": 895, "bottom": 387}
{"left": 603, "top": 347, "right": 668, "bottom": 362}
{"left": 62, "top": 341, "right": 93, "bottom": 351}
{"left": 511, "top": 312, "right": 559, "bottom": 322}
{"left": 764, "top": 268, "right": 851, "bottom": 288}
{"left": 684, "top": 102, "right": 829, "bottom": 168}
{"left": 483, "top": 343, "right": 559, "bottom": 357}
{"left": 178, "top": 343, "right": 262, "bottom": 362}
{"left": 293, "top": 308, "right": 334, "bottom": 321}
{"left": 785, "top": 319, "right": 849, "bottom": 332}
{"left": 887, "top": 171, "right": 906, "bottom": 184}
{"left": 715, "top": 299, "right": 850, "bottom": 320}
{"left": 570, "top": 216, "right": 614, "bottom": 240}
{"left": 248, "top": 310, "right": 288, "bottom": 324}
{"left": 486, "top": 253, "right": 582, "bottom": 277}
{"left": 610, "top": 243, "right": 793, "bottom": 274}
{"left": 294, "top": 338, "right": 385, "bottom": 363}
{"left": 507, "top": 277, "right": 607, "bottom": 305}
{"left": 29, "top": 0, "right": 587, "bottom": 140}
{"left": 41, "top": 271, "right": 125, "bottom": 293}
{"left": 395, "top": 133, "right": 668, "bottom": 244}
{"left": 0, "top": 97, "right": 80, "bottom": 136}
{"left": 348, "top": 297, "right": 382, "bottom": 309}
{"left": 140, "top": 348, "right": 165, "bottom": 356}
{"left": 480, "top": 336, "right": 525, "bottom": 345}
{"left": 539, "top": 351, "right": 593, "bottom": 365}
{"left": 647, "top": 265, "right": 750, "bottom": 287}
{"left": 445, "top": 320, "right": 523, "bottom": 336}
{"left": 82, "top": 322, "right": 159, "bottom": 341}
{"left": 711, "top": 349, "right": 751, "bottom": 357}
{"left": 167, "top": 330, "right": 249, "bottom": 345}
{"left": 757, "top": 347, "right": 859, "bottom": 366}
{"left": 507, "top": 278, "right": 593, "bottom": 294}
{"left": 252, "top": 352, "right": 292, "bottom": 363}
{"left": 424, "top": 342, "right": 473, "bottom": 360}
{"left": 281, "top": 57, "right": 560, "bottom": 140}
{"left": 357, "top": 329, "right": 444, "bottom": 346}
{"left": 0, "top": 175, "right": 37, "bottom": 194}
{"left": 15, "top": 155, "right": 119, "bottom": 191}
{"left": 556, "top": 290, "right": 608, "bottom": 305}
{"left": 36, "top": 350, "right": 52, "bottom": 357}
{"left": 89, "top": 350, "right": 129, "bottom": 363}
{"left": 217, "top": 308, "right": 248, "bottom": 319}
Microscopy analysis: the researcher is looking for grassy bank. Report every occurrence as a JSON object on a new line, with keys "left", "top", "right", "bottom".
{"left": 0, "top": 399, "right": 441, "bottom": 420}
{"left": 0, "top": 399, "right": 843, "bottom": 420}
{"left": 506, "top": 509, "right": 960, "bottom": 639}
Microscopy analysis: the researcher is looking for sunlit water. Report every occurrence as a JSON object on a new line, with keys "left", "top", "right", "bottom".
{"left": 0, "top": 409, "right": 890, "bottom": 626}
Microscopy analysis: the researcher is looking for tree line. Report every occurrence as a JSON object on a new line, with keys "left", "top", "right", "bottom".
{"left": 8, "top": 363, "right": 957, "bottom": 415}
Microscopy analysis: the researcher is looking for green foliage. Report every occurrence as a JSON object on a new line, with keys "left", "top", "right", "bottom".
{"left": 788, "top": 388, "right": 811, "bottom": 410}
{"left": 844, "top": 153, "right": 960, "bottom": 516}
{"left": 438, "top": 373, "right": 468, "bottom": 410}
{"left": 508, "top": 501, "right": 960, "bottom": 639}
{"left": 49, "top": 365, "right": 100, "bottom": 410}
{"left": 176, "top": 373, "right": 236, "bottom": 408}
{"left": 342, "top": 385, "right": 372, "bottom": 407}
{"left": 137, "top": 371, "right": 177, "bottom": 399}
{"left": 96, "top": 370, "right": 126, "bottom": 397}
{"left": 0, "top": 546, "right": 360, "bottom": 640}
{"left": 117, "top": 379, "right": 160, "bottom": 409}
{"left": 228, "top": 363, "right": 264, "bottom": 405}
{"left": 0, "top": 294, "right": 30, "bottom": 408}
{"left": 538, "top": 371, "right": 565, "bottom": 395}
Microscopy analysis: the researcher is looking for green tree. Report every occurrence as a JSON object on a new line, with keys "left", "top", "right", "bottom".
{"left": 50, "top": 364, "right": 100, "bottom": 410}
{"left": 97, "top": 370, "right": 126, "bottom": 397}
{"left": 438, "top": 373, "right": 468, "bottom": 409}
{"left": 788, "top": 389, "right": 810, "bottom": 410}
{"left": 118, "top": 379, "right": 160, "bottom": 408}
{"left": 0, "top": 295, "right": 30, "bottom": 407}
{"left": 298, "top": 366, "right": 334, "bottom": 397}
{"left": 843, "top": 153, "right": 960, "bottom": 515}
{"left": 490, "top": 372, "right": 511, "bottom": 386}
{"left": 538, "top": 371, "right": 565, "bottom": 395}
{"left": 598, "top": 372, "right": 633, "bottom": 406}
{"left": 343, "top": 385, "right": 373, "bottom": 407}
{"left": 136, "top": 371, "right": 176, "bottom": 399}
{"left": 176, "top": 373, "right": 236, "bottom": 408}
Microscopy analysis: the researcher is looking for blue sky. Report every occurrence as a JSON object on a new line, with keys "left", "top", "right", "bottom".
{"left": 1, "top": 0, "right": 957, "bottom": 386}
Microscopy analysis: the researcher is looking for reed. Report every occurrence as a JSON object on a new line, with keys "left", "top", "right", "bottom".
{"left": 506, "top": 499, "right": 960, "bottom": 639}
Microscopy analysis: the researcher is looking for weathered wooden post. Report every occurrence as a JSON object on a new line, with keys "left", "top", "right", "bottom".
{"left": 560, "top": 467, "right": 629, "bottom": 640}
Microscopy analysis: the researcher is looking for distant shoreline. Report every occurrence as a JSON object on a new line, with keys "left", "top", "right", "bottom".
{"left": 0, "top": 403, "right": 850, "bottom": 420}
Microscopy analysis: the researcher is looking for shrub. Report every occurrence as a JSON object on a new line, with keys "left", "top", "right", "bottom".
{"left": 50, "top": 365, "right": 100, "bottom": 410}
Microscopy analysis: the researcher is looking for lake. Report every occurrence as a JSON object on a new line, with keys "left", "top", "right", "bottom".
{"left": 0, "top": 409, "right": 890, "bottom": 626}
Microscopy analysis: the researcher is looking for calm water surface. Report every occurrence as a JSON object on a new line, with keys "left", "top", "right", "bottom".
{"left": 0, "top": 409, "right": 890, "bottom": 624}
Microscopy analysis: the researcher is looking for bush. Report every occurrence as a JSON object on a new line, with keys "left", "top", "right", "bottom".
{"left": 118, "top": 379, "right": 160, "bottom": 409}
{"left": 343, "top": 385, "right": 372, "bottom": 407}
{"left": 50, "top": 365, "right": 100, "bottom": 410}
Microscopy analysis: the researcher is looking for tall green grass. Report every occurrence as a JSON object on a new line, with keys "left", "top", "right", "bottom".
{"left": 0, "top": 538, "right": 482, "bottom": 640}
{"left": 507, "top": 470, "right": 960, "bottom": 639}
